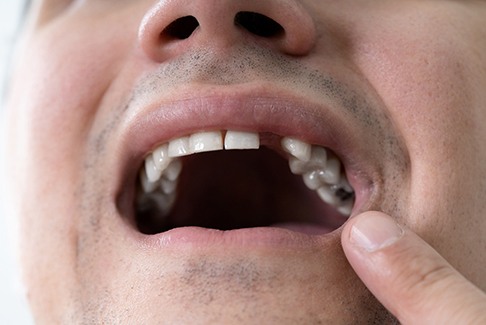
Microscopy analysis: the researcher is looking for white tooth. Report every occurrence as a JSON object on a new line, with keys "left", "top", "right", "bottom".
{"left": 317, "top": 185, "right": 339, "bottom": 206}
{"left": 160, "top": 177, "right": 177, "bottom": 194}
{"left": 168, "top": 136, "right": 191, "bottom": 157}
{"left": 281, "top": 137, "right": 312, "bottom": 162}
{"left": 224, "top": 130, "right": 260, "bottom": 150}
{"left": 337, "top": 200, "right": 353, "bottom": 216}
{"left": 190, "top": 131, "right": 223, "bottom": 153}
{"left": 163, "top": 159, "right": 182, "bottom": 181}
{"left": 309, "top": 146, "right": 327, "bottom": 168}
{"left": 152, "top": 144, "right": 171, "bottom": 171}
{"left": 144, "top": 155, "right": 163, "bottom": 183}
{"left": 303, "top": 170, "right": 322, "bottom": 190}
{"left": 148, "top": 191, "right": 176, "bottom": 216}
{"left": 319, "top": 156, "right": 341, "bottom": 185}
{"left": 288, "top": 157, "right": 308, "bottom": 175}
{"left": 140, "top": 168, "right": 158, "bottom": 193}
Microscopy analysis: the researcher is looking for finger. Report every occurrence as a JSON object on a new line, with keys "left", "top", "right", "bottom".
{"left": 341, "top": 211, "right": 486, "bottom": 325}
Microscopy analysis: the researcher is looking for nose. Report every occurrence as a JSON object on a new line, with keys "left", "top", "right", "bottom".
{"left": 138, "top": 0, "right": 317, "bottom": 62}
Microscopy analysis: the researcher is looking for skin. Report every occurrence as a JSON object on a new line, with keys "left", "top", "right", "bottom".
{"left": 3, "top": 0, "right": 486, "bottom": 323}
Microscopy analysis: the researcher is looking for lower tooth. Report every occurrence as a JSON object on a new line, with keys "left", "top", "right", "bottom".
{"left": 140, "top": 168, "right": 158, "bottom": 193}
{"left": 137, "top": 191, "right": 176, "bottom": 219}
{"left": 149, "top": 192, "right": 176, "bottom": 216}
{"left": 164, "top": 159, "right": 182, "bottom": 181}
{"left": 317, "top": 185, "right": 339, "bottom": 206}
{"left": 337, "top": 200, "right": 353, "bottom": 216}
{"left": 160, "top": 178, "right": 177, "bottom": 194}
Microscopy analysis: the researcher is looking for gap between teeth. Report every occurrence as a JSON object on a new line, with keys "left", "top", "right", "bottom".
{"left": 138, "top": 130, "right": 355, "bottom": 220}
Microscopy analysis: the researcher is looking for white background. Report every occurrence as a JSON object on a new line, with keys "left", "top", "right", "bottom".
{"left": 1, "top": 0, "right": 34, "bottom": 323}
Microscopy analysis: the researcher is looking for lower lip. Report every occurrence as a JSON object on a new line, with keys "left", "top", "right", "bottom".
{"left": 137, "top": 225, "right": 340, "bottom": 250}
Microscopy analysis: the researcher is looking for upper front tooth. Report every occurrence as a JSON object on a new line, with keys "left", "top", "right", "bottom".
{"left": 190, "top": 131, "right": 223, "bottom": 153}
{"left": 281, "top": 137, "right": 312, "bottom": 162}
{"left": 168, "top": 136, "right": 191, "bottom": 157}
{"left": 224, "top": 130, "right": 260, "bottom": 150}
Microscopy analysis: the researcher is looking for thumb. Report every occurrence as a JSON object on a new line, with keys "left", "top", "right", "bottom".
{"left": 341, "top": 211, "right": 486, "bottom": 325}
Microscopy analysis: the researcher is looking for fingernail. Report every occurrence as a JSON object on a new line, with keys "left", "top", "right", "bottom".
{"left": 350, "top": 212, "right": 404, "bottom": 252}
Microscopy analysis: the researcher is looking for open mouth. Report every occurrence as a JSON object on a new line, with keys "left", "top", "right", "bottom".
{"left": 133, "top": 130, "right": 355, "bottom": 235}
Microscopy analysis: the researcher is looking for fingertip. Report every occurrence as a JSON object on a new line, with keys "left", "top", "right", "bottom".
{"left": 342, "top": 211, "right": 404, "bottom": 253}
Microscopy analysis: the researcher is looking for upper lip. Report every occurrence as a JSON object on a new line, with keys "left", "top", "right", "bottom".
{"left": 113, "top": 81, "right": 382, "bottom": 229}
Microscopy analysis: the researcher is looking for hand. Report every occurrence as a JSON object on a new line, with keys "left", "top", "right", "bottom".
{"left": 341, "top": 211, "right": 486, "bottom": 324}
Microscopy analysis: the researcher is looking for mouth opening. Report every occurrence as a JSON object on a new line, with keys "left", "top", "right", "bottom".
{"left": 132, "top": 132, "right": 354, "bottom": 236}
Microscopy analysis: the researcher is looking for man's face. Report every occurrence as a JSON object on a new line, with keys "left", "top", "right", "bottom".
{"left": 5, "top": 0, "right": 486, "bottom": 323}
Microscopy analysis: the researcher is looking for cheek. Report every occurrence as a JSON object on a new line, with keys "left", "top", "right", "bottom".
{"left": 3, "top": 18, "right": 133, "bottom": 318}
{"left": 360, "top": 33, "right": 473, "bottom": 166}
{"left": 8, "top": 16, "right": 129, "bottom": 182}
{"left": 358, "top": 31, "right": 474, "bottom": 197}
{"left": 351, "top": 12, "right": 486, "bottom": 284}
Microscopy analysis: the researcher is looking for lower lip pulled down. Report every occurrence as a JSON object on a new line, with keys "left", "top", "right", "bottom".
{"left": 136, "top": 225, "right": 341, "bottom": 251}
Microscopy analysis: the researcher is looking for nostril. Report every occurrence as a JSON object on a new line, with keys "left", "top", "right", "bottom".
{"left": 234, "top": 12, "right": 284, "bottom": 38}
{"left": 162, "top": 16, "right": 200, "bottom": 40}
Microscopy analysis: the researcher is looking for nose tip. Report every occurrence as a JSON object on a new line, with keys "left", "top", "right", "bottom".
{"left": 138, "top": 0, "right": 317, "bottom": 62}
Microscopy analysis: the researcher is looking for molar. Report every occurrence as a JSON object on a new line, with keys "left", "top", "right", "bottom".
{"left": 317, "top": 185, "right": 339, "bottom": 206}
{"left": 318, "top": 155, "right": 340, "bottom": 185}
{"left": 282, "top": 137, "right": 354, "bottom": 215}
{"left": 303, "top": 170, "right": 322, "bottom": 190}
